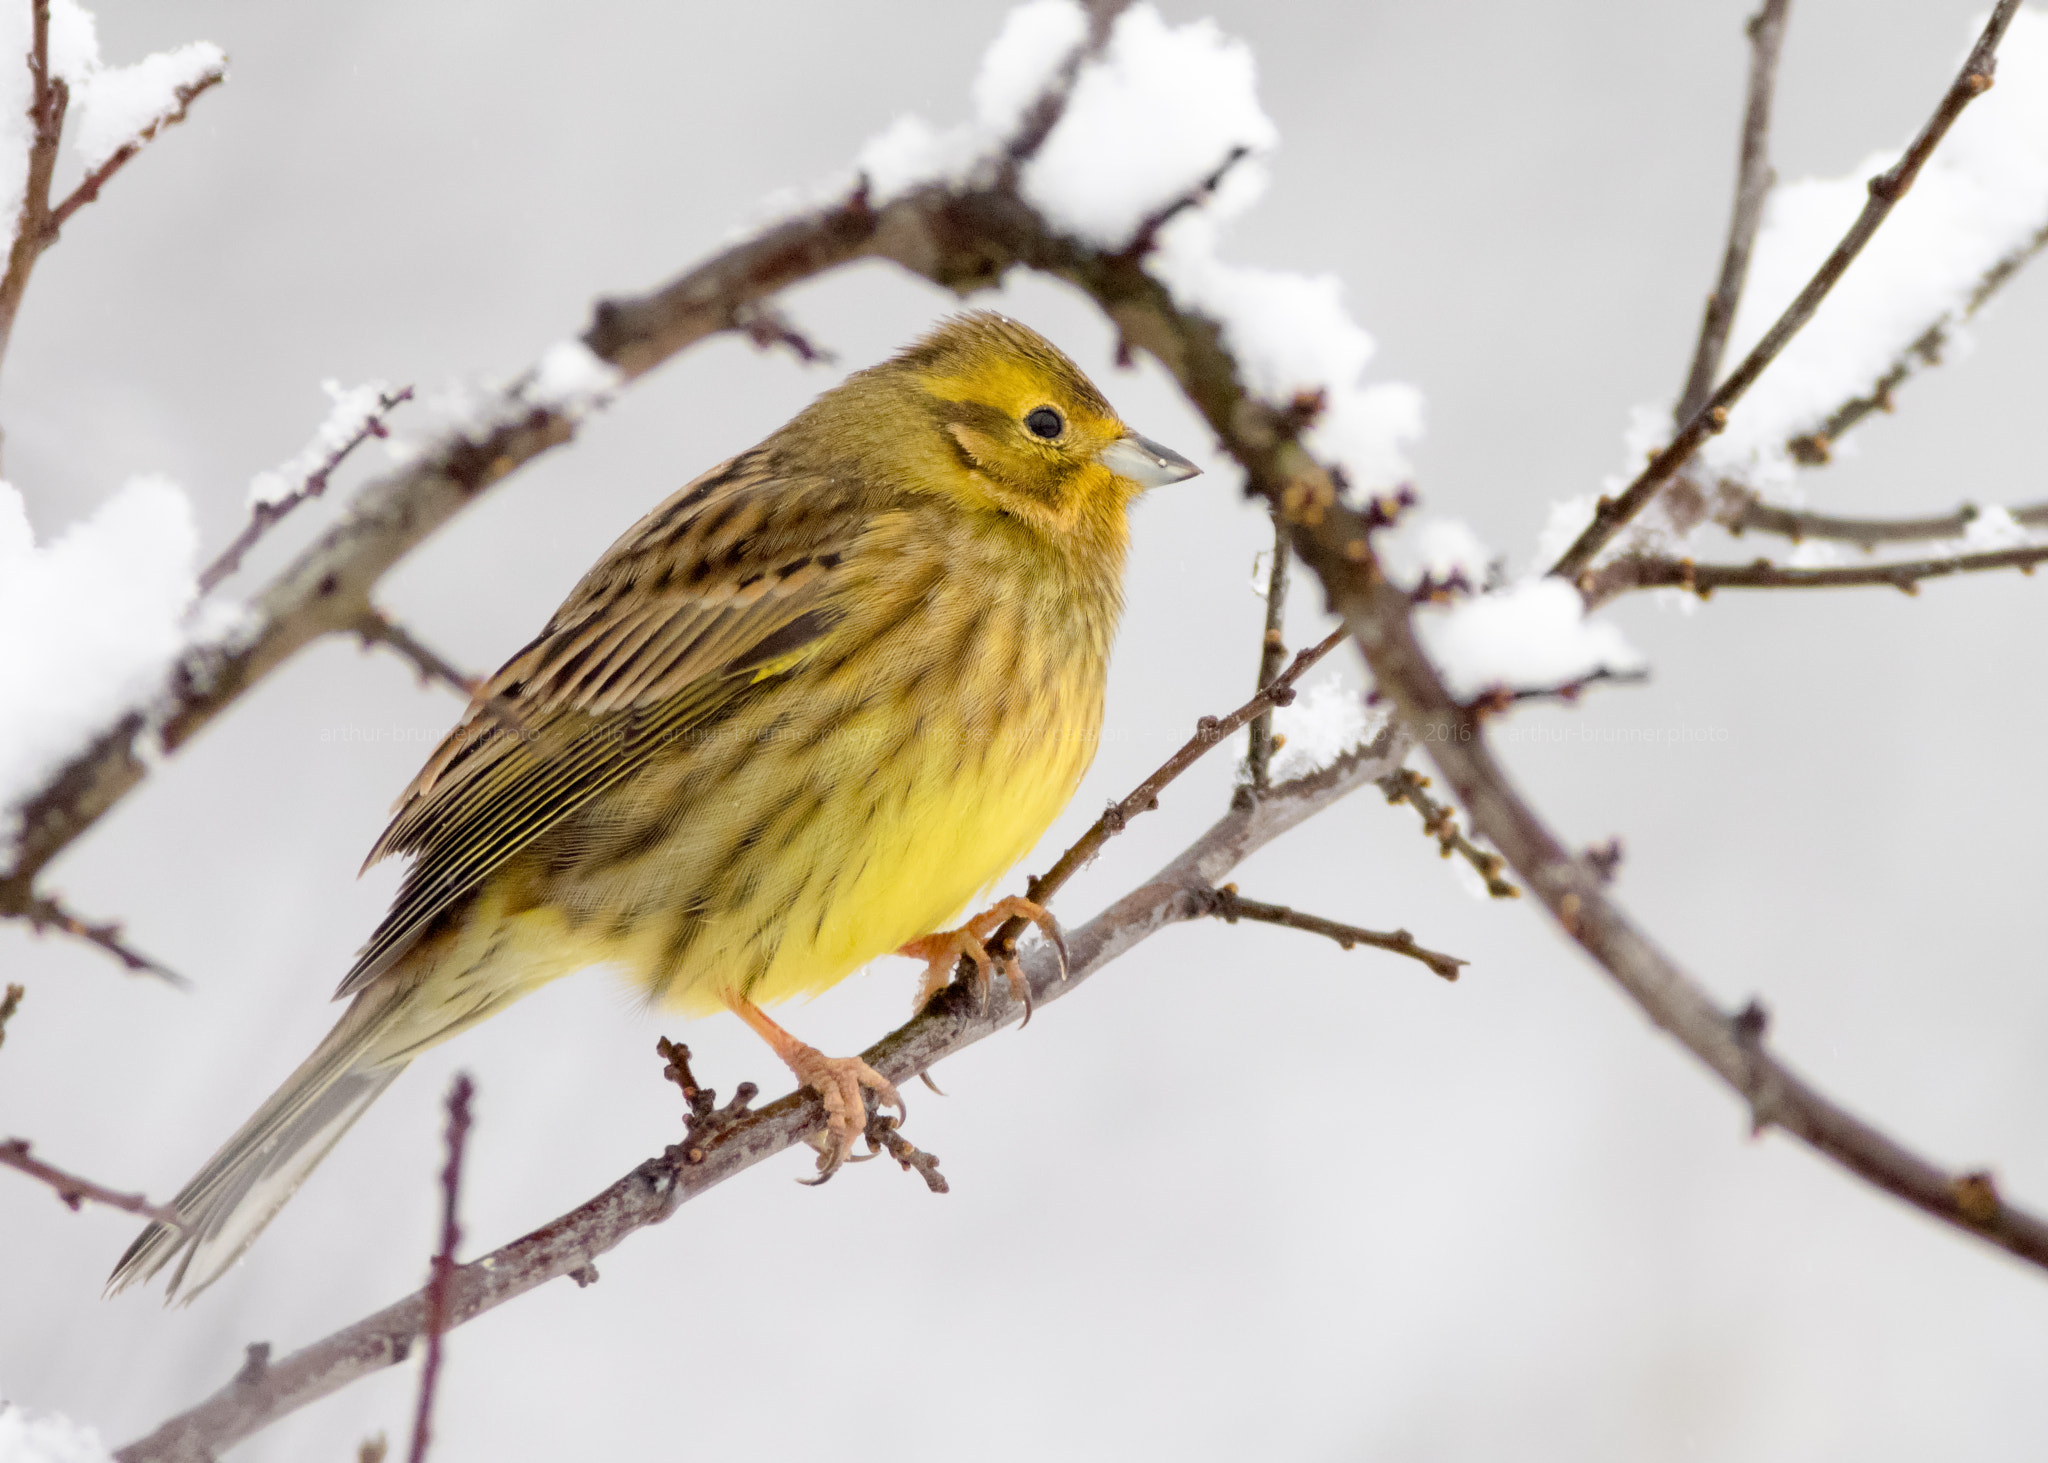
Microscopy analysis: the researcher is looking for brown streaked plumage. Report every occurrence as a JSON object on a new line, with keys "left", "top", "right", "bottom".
{"left": 109, "top": 311, "right": 1199, "bottom": 1301}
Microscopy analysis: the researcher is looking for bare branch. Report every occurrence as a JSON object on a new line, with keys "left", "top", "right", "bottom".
{"left": 1242, "top": 515, "right": 1293, "bottom": 796}
{"left": 0, "top": 982, "right": 22, "bottom": 1052}
{"left": 0, "top": 0, "right": 68, "bottom": 389}
{"left": 44, "top": 67, "right": 227, "bottom": 238}
{"left": 1549, "top": 0, "right": 2020, "bottom": 584}
{"left": 113, "top": 732, "right": 1405, "bottom": 1463}
{"left": 1726, "top": 493, "right": 2048, "bottom": 547}
{"left": 986, "top": 627, "right": 1348, "bottom": 970}
{"left": 0, "top": 10, "right": 226, "bottom": 398}
{"left": 405, "top": 1075, "right": 474, "bottom": 1463}
{"left": 200, "top": 387, "right": 415, "bottom": 595}
{"left": 1605, "top": 543, "right": 2048, "bottom": 597}
{"left": 1202, "top": 884, "right": 1465, "bottom": 981}
{"left": 0, "top": 1138, "right": 182, "bottom": 1224}
{"left": 1376, "top": 766, "right": 1519, "bottom": 900}
{"left": 0, "top": 885, "right": 187, "bottom": 986}
{"left": 1785, "top": 215, "right": 2048, "bottom": 463}
{"left": 1674, "top": 0, "right": 1791, "bottom": 423}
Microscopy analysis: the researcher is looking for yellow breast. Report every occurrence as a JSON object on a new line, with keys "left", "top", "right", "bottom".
{"left": 506, "top": 503, "right": 1122, "bottom": 1017}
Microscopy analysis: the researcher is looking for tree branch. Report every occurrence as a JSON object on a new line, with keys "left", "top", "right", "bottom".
{"left": 0, "top": 0, "right": 67, "bottom": 392}
{"left": 1273, "top": 458, "right": 2048, "bottom": 1278}
{"left": 1604, "top": 542, "right": 2048, "bottom": 596}
{"left": 1376, "top": 766, "right": 1519, "bottom": 899}
{"left": 200, "top": 387, "right": 414, "bottom": 595}
{"left": 113, "top": 731, "right": 1405, "bottom": 1463}
{"left": 1201, "top": 884, "right": 1465, "bottom": 981}
{"left": 0, "top": 885, "right": 187, "bottom": 985}
{"left": 1548, "top": 0, "right": 2020, "bottom": 585}
{"left": 43, "top": 68, "right": 226, "bottom": 239}
{"left": 1241, "top": 515, "right": 1293, "bottom": 795}
{"left": 1674, "top": 0, "right": 1791, "bottom": 424}
{"left": 0, "top": 1138, "right": 182, "bottom": 1224}
{"left": 1784, "top": 215, "right": 2048, "bottom": 465}
{"left": 405, "top": 1075, "right": 473, "bottom": 1463}
{"left": 1725, "top": 493, "right": 2048, "bottom": 547}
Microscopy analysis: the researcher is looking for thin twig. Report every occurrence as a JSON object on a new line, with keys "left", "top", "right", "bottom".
{"left": 1204, "top": 884, "right": 1464, "bottom": 981}
{"left": 1549, "top": 0, "right": 2020, "bottom": 584}
{"left": 112, "top": 733, "right": 1405, "bottom": 1463}
{"left": 0, "top": 982, "right": 22, "bottom": 1052}
{"left": 0, "top": 0, "right": 67, "bottom": 395}
{"left": 958, "top": 627, "right": 1349, "bottom": 990}
{"left": 1242, "top": 515, "right": 1293, "bottom": 796}
{"left": 1482, "top": 665, "right": 1652, "bottom": 709}
{"left": 728, "top": 302, "right": 834, "bottom": 364}
{"left": 0, "top": 886, "right": 188, "bottom": 986}
{"left": 1726, "top": 494, "right": 2048, "bottom": 547}
{"left": 200, "top": 387, "right": 415, "bottom": 594}
{"left": 44, "top": 69, "right": 226, "bottom": 238}
{"left": 405, "top": 1074, "right": 474, "bottom": 1463}
{"left": 352, "top": 609, "right": 479, "bottom": 702}
{"left": 0, "top": 1138, "right": 183, "bottom": 1224}
{"left": 1609, "top": 543, "right": 2048, "bottom": 596}
{"left": 1377, "top": 767, "right": 1519, "bottom": 899}
{"left": 353, "top": 607, "right": 529, "bottom": 738}
{"left": 1675, "top": 0, "right": 1791, "bottom": 423}
{"left": 1030, "top": 626, "right": 1347, "bottom": 904}
{"left": 1786, "top": 216, "right": 2048, "bottom": 463}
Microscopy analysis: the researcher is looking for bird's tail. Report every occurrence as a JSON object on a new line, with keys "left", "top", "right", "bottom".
{"left": 107, "top": 985, "right": 412, "bottom": 1303}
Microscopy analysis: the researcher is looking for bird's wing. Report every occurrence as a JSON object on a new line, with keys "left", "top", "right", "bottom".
{"left": 337, "top": 449, "right": 870, "bottom": 998}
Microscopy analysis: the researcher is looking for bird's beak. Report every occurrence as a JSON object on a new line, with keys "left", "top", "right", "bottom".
{"left": 1098, "top": 432, "right": 1201, "bottom": 489}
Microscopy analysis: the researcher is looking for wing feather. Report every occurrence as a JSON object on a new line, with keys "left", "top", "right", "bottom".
{"left": 339, "top": 451, "right": 873, "bottom": 998}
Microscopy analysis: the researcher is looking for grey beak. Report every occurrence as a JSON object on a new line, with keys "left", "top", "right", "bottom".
{"left": 1099, "top": 432, "right": 1201, "bottom": 489}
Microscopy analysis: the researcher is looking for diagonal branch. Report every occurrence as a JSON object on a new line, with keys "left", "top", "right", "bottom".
{"left": 1674, "top": 0, "right": 1791, "bottom": 424}
{"left": 200, "top": 386, "right": 414, "bottom": 594}
{"left": 1201, "top": 884, "right": 1466, "bottom": 981}
{"left": 1549, "top": 0, "right": 2020, "bottom": 585}
{"left": 1285, "top": 500, "right": 2048, "bottom": 1272}
{"left": 0, "top": 885, "right": 187, "bottom": 985}
{"left": 113, "top": 733, "right": 1404, "bottom": 1463}
{"left": 1784, "top": 215, "right": 2048, "bottom": 465}
{"left": 43, "top": 67, "right": 226, "bottom": 239}
{"left": 1, "top": 1138, "right": 183, "bottom": 1224}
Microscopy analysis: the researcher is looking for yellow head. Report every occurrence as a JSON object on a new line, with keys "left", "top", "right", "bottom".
{"left": 782, "top": 311, "right": 1199, "bottom": 543}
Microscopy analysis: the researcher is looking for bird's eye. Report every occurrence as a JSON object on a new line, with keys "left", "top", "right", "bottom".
{"left": 1024, "top": 406, "right": 1064, "bottom": 440}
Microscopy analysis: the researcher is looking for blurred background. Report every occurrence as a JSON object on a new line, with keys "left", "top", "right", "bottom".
{"left": 3, "top": 2, "right": 2046, "bottom": 1459}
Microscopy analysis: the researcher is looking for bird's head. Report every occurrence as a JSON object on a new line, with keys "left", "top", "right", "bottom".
{"left": 833, "top": 311, "right": 1199, "bottom": 539}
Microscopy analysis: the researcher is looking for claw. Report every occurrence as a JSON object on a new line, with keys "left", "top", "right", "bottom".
{"left": 898, "top": 895, "right": 1063, "bottom": 1023}
{"left": 918, "top": 1069, "right": 947, "bottom": 1096}
{"left": 731, "top": 998, "right": 902, "bottom": 1181}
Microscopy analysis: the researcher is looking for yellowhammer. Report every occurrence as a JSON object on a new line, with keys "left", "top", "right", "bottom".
{"left": 109, "top": 311, "right": 1198, "bottom": 1301}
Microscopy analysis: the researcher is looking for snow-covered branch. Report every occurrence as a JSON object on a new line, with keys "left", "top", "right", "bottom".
{"left": 1549, "top": 0, "right": 2023, "bottom": 584}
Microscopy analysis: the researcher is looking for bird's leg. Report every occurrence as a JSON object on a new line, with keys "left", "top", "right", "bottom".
{"left": 899, "top": 895, "right": 1067, "bottom": 1016}
{"left": 731, "top": 999, "right": 902, "bottom": 1180}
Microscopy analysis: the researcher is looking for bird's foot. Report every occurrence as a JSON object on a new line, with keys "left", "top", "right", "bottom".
{"left": 900, "top": 895, "right": 1067, "bottom": 1021}
{"left": 785, "top": 1045, "right": 903, "bottom": 1182}
{"left": 730, "top": 999, "right": 904, "bottom": 1182}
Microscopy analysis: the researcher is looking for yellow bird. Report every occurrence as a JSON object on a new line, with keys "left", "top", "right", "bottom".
{"left": 110, "top": 311, "right": 1198, "bottom": 1301}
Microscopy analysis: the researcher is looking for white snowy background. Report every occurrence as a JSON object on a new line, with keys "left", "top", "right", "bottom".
{"left": 4, "top": 2, "right": 2047, "bottom": 1460}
